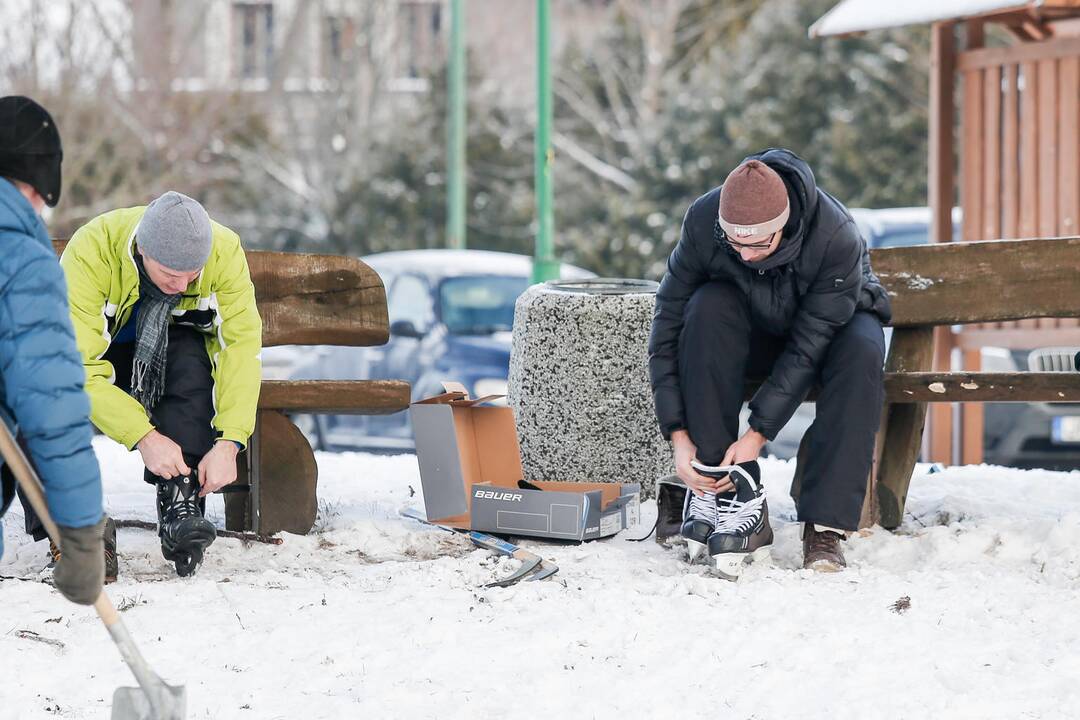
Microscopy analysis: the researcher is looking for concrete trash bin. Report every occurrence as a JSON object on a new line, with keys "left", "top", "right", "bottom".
{"left": 508, "top": 278, "right": 675, "bottom": 497}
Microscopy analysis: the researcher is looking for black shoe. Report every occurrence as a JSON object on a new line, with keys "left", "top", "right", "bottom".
{"left": 656, "top": 476, "right": 688, "bottom": 547}
{"left": 157, "top": 471, "right": 216, "bottom": 577}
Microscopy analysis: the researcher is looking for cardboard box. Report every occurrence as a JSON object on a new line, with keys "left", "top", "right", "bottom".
{"left": 410, "top": 383, "right": 641, "bottom": 541}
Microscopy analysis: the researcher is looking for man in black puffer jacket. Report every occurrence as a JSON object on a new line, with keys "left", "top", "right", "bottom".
{"left": 649, "top": 148, "right": 891, "bottom": 572}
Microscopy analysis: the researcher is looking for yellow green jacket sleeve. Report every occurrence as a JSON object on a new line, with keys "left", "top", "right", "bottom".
{"left": 207, "top": 230, "right": 262, "bottom": 446}
{"left": 61, "top": 215, "right": 155, "bottom": 450}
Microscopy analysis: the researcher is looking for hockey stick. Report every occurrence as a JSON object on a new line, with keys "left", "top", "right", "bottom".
{"left": 112, "top": 518, "right": 282, "bottom": 545}
{"left": 399, "top": 507, "right": 559, "bottom": 586}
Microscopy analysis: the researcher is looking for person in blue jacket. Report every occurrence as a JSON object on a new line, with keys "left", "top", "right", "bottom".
{"left": 0, "top": 96, "right": 105, "bottom": 604}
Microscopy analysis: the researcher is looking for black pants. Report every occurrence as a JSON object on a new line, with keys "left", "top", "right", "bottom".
{"left": 21, "top": 325, "right": 216, "bottom": 540}
{"left": 679, "top": 281, "right": 885, "bottom": 530}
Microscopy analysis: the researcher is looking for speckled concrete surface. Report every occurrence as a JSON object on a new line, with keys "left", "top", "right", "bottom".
{"left": 508, "top": 281, "right": 675, "bottom": 497}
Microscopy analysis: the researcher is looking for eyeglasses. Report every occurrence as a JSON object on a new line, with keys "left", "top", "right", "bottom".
{"left": 723, "top": 230, "right": 778, "bottom": 250}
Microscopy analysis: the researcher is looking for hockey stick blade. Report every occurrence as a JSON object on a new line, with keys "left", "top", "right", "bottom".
{"left": 400, "top": 508, "right": 551, "bottom": 587}
{"left": 465, "top": 531, "right": 543, "bottom": 587}
{"left": 527, "top": 560, "right": 560, "bottom": 582}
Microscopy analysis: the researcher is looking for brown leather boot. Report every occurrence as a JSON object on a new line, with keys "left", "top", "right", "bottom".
{"left": 103, "top": 516, "right": 118, "bottom": 584}
{"left": 48, "top": 515, "right": 118, "bottom": 584}
{"left": 802, "top": 524, "right": 846, "bottom": 572}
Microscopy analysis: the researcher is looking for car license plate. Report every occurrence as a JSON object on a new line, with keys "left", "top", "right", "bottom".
{"left": 1051, "top": 416, "right": 1080, "bottom": 444}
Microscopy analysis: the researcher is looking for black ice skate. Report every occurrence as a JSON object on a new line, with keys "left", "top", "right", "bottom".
{"left": 698, "top": 461, "right": 772, "bottom": 580}
{"left": 680, "top": 484, "right": 718, "bottom": 564}
{"left": 157, "top": 471, "right": 216, "bottom": 577}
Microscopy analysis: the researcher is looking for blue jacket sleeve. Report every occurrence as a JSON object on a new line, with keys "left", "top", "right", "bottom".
{"left": 0, "top": 242, "right": 103, "bottom": 529}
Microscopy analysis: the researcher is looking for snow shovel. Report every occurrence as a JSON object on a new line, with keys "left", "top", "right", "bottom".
{"left": 0, "top": 424, "right": 186, "bottom": 720}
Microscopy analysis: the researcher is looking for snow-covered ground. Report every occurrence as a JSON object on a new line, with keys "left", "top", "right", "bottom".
{"left": 3, "top": 437, "right": 1080, "bottom": 719}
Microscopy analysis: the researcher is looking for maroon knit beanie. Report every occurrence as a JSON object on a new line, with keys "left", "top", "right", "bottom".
{"left": 718, "top": 160, "right": 790, "bottom": 239}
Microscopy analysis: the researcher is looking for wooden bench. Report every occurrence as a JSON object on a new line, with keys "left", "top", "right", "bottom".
{"left": 54, "top": 241, "right": 411, "bottom": 535}
{"left": 764, "top": 237, "right": 1080, "bottom": 530}
{"left": 231, "top": 251, "right": 410, "bottom": 535}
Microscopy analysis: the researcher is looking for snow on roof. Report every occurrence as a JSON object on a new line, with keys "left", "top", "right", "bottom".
{"left": 810, "top": 0, "right": 1031, "bottom": 37}
{"left": 364, "top": 249, "right": 536, "bottom": 277}
{"left": 362, "top": 249, "right": 593, "bottom": 281}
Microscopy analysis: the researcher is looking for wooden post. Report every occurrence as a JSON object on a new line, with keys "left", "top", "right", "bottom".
{"left": 958, "top": 41, "right": 1001, "bottom": 466}
{"left": 960, "top": 349, "right": 985, "bottom": 465}
{"left": 1002, "top": 63, "right": 1020, "bottom": 240}
{"left": 1058, "top": 56, "right": 1079, "bottom": 237}
{"left": 1057, "top": 56, "right": 1080, "bottom": 338}
{"left": 928, "top": 21, "right": 958, "bottom": 464}
{"left": 876, "top": 327, "right": 936, "bottom": 529}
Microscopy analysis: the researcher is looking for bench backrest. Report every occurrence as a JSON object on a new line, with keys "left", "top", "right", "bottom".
{"left": 52, "top": 236, "right": 1073, "bottom": 342}
{"left": 53, "top": 241, "right": 389, "bottom": 348}
{"left": 871, "top": 237, "right": 1080, "bottom": 327}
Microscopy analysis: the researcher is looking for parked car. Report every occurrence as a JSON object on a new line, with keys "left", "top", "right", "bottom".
{"left": 265, "top": 249, "right": 593, "bottom": 451}
{"left": 982, "top": 347, "right": 1080, "bottom": 470}
{"left": 848, "top": 206, "right": 961, "bottom": 248}
{"left": 767, "top": 207, "right": 1079, "bottom": 471}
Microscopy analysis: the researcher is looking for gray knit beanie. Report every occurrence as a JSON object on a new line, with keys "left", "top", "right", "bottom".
{"left": 137, "top": 191, "right": 213, "bottom": 271}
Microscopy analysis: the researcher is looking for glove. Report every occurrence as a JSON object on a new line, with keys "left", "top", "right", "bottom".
{"left": 53, "top": 518, "right": 105, "bottom": 605}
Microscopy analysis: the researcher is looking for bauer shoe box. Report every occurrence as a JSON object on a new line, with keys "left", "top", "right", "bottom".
{"left": 410, "top": 382, "right": 640, "bottom": 541}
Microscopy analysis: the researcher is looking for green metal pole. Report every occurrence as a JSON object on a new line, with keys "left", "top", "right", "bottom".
{"left": 447, "top": 0, "right": 466, "bottom": 249}
{"left": 532, "top": 0, "right": 558, "bottom": 283}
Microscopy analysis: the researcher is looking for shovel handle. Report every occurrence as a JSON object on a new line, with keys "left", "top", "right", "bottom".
{"left": 0, "top": 423, "right": 117, "bottom": 623}
{"left": 95, "top": 592, "right": 121, "bottom": 627}
{"left": 0, "top": 422, "right": 61, "bottom": 544}
{"left": 0, "top": 425, "right": 180, "bottom": 715}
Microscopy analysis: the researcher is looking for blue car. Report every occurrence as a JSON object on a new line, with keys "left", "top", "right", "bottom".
{"left": 271, "top": 249, "right": 592, "bottom": 451}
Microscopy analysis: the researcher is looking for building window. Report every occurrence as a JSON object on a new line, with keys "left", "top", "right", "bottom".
{"left": 391, "top": 0, "right": 443, "bottom": 90}
{"left": 233, "top": 2, "right": 274, "bottom": 79}
{"left": 322, "top": 14, "right": 357, "bottom": 79}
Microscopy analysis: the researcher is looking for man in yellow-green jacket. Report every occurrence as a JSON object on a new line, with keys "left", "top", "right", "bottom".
{"left": 59, "top": 191, "right": 261, "bottom": 576}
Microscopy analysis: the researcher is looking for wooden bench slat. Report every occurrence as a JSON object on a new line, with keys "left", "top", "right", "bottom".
{"left": 247, "top": 251, "right": 389, "bottom": 348}
{"left": 259, "top": 380, "right": 410, "bottom": 415}
{"left": 54, "top": 241, "right": 390, "bottom": 348}
{"left": 883, "top": 372, "right": 1080, "bottom": 402}
{"left": 742, "top": 371, "right": 1080, "bottom": 403}
{"left": 872, "top": 237, "right": 1080, "bottom": 327}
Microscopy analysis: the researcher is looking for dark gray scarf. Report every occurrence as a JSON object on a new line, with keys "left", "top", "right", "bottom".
{"left": 132, "top": 255, "right": 182, "bottom": 412}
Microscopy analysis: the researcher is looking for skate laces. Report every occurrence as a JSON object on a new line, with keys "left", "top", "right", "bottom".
{"left": 687, "top": 491, "right": 720, "bottom": 527}
{"left": 161, "top": 477, "right": 201, "bottom": 522}
{"left": 715, "top": 493, "right": 765, "bottom": 534}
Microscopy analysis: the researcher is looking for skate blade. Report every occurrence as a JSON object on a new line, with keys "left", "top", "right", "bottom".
{"left": 711, "top": 546, "right": 772, "bottom": 581}
{"left": 686, "top": 540, "right": 707, "bottom": 564}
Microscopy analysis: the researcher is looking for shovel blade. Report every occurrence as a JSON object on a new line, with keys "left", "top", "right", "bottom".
{"left": 112, "top": 683, "right": 186, "bottom": 720}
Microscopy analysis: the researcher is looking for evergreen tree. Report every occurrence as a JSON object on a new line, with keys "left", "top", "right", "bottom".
{"left": 551, "top": 0, "right": 930, "bottom": 279}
